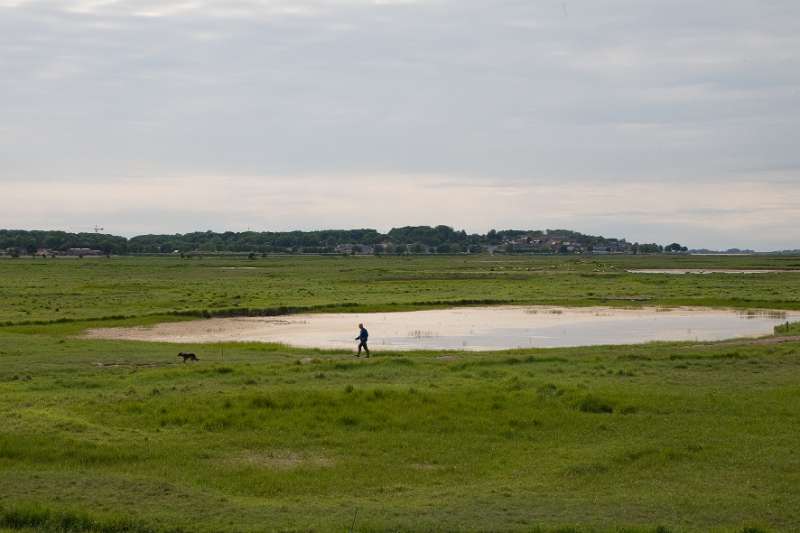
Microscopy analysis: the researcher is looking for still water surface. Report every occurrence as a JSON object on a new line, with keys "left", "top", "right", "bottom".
{"left": 86, "top": 306, "right": 799, "bottom": 351}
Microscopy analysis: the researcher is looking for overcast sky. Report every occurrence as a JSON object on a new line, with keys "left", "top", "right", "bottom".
{"left": 1, "top": 0, "right": 798, "bottom": 249}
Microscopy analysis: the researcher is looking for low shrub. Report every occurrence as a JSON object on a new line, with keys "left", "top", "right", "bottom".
{"left": 576, "top": 395, "right": 614, "bottom": 414}
{"left": 249, "top": 395, "right": 276, "bottom": 409}
{"left": 338, "top": 415, "right": 359, "bottom": 426}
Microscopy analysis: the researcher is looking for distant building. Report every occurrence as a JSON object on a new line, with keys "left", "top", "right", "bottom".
{"left": 334, "top": 244, "right": 374, "bottom": 255}
{"left": 66, "top": 248, "right": 102, "bottom": 256}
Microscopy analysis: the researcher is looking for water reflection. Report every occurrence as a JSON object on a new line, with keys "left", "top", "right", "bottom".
{"left": 86, "top": 306, "right": 800, "bottom": 351}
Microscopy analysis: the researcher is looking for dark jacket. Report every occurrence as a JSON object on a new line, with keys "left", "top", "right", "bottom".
{"left": 356, "top": 328, "right": 368, "bottom": 341}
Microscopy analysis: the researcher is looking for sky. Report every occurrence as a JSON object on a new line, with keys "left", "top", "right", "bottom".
{"left": 1, "top": 0, "right": 798, "bottom": 250}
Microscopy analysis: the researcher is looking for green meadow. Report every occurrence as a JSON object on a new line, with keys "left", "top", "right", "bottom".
{"left": 3, "top": 254, "right": 800, "bottom": 325}
{"left": 1, "top": 255, "right": 799, "bottom": 532}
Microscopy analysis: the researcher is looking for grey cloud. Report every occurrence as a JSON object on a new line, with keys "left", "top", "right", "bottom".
{"left": 1, "top": 0, "right": 799, "bottom": 247}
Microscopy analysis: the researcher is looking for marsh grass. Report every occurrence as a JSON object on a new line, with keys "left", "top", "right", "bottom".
{"left": 1, "top": 255, "right": 800, "bottom": 325}
{"left": 774, "top": 320, "right": 800, "bottom": 335}
{"left": 1, "top": 255, "right": 800, "bottom": 531}
{"left": 0, "top": 505, "right": 167, "bottom": 533}
{"left": 575, "top": 394, "right": 615, "bottom": 414}
{"left": 2, "top": 331, "right": 798, "bottom": 530}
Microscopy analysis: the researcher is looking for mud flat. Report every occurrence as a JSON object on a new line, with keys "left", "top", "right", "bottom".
{"left": 84, "top": 306, "right": 800, "bottom": 351}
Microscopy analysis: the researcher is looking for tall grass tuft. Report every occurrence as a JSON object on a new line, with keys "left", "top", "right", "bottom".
{"left": 249, "top": 395, "right": 276, "bottom": 409}
{"left": 0, "top": 503, "right": 169, "bottom": 532}
{"left": 575, "top": 395, "right": 614, "bottom": 414}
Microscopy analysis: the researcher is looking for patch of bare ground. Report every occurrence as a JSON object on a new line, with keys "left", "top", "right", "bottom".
{"left": 436, "top": 355, "right": 460, "bottom": 361}
{"left": 94, "top": 361, "right": 175, "bottom": 369}
{"left": 225, "top": 450, "right": 334, "bottom": 470}
{"left": 718, "top": 335, "right": 800, "bottom": 346}
{"left": 690, "top": 335, "right": 800, "bottom": 348}
{"left": 410, "top": 463, "right": 445, "bottom": 471}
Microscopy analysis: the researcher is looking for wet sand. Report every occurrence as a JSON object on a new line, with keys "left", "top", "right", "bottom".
{"left": 84, "top": 306, "right": 799, "bottom": 351}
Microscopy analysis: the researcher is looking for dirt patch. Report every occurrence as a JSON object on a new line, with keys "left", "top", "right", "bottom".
{"left": 225, "top": 450, "right": 334, "bottom": 470}
{"left": 94, "top": 361, "right": 174, "bottom": 369}
{"left": 410, "top": 463, "right": 445, "bottom": 471}
{"left": 717, "top": 335, "right": 800, "bottom": 346}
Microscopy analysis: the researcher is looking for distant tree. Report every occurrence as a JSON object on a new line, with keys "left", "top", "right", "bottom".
{"left": 0, "top": 227, "right": 661, "bottom": 257}
{"left": 638, "top": 243, "right": 661, "bottom": 253}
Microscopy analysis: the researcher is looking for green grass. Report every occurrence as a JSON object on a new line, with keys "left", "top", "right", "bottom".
{"left": 774, "top": 321, "right": 800, "bottom": 335}
{"left": 1, "top": 254, "right": 800, "bottom": 325}
{"left": 1, "top": 255, "right": 799, "bottom": 531}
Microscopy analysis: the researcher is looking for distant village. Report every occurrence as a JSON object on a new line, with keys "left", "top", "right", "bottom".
{"left": 331, "top": 234, "right": 659, "bottom": 256}
{"left": 3, "top": 247, "right": 105, "bottom": 258}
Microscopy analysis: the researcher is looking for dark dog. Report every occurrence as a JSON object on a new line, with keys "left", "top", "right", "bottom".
{"left": 178, "top": 352, "right": 198, "bottom": 362}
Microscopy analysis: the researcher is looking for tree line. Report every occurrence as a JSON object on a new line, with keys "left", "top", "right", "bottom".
{"left": 0, "top": 230, "right": 128, "bottom": 255}
{"left": 0, "top": 227, "right": 683, "bottom": 255}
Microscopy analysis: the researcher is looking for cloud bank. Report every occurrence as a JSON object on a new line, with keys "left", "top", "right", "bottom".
{"left": 1, "top": 0, "right": 798, "bottom": 249}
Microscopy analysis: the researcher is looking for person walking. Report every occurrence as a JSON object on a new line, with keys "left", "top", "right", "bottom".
{"left": 355, "top": 323, "right": 370, "bottom": 357}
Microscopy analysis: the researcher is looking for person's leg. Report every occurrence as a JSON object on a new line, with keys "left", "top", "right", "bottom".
{"left": 357, "top": 341, "right": 363, "bottom": 356}
{"left": 364, "top": 342, "right": 369, "bottom": 357}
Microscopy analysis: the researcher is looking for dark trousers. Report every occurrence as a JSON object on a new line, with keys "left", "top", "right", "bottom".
{"left": 357, "top": 340, "right": 369, "bottom": 356}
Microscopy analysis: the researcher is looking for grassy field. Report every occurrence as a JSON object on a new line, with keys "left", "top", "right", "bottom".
{"left": 2, "top": 254, "right": 800, "bottom": 325}
{"left": 1, "top": 255, "right": 799, "bottom": 532}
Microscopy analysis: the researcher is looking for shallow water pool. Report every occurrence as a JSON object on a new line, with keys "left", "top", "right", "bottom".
{"left": 85, "top": 306, "right": 800, "bottom": 351}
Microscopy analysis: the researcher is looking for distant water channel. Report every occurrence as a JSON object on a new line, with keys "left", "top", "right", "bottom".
{"left": 86, "top": 306, "right": 800, "bottom": 351}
